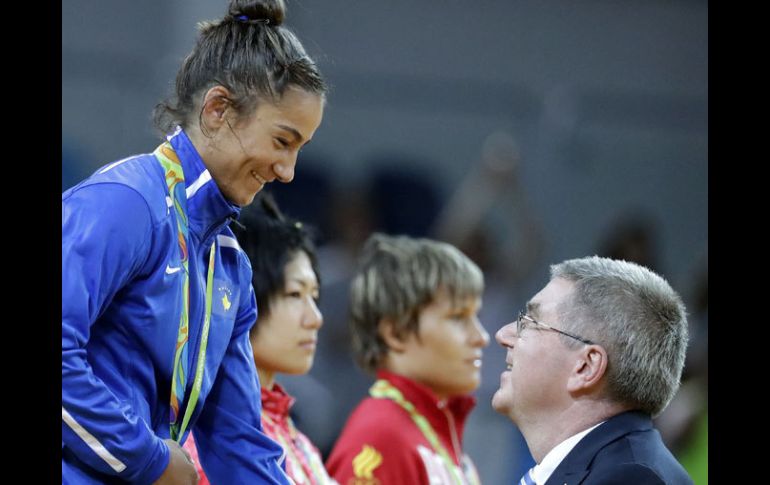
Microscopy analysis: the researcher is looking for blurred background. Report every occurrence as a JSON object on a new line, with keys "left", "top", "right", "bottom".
{"left": 62, "top": 1, "right": 708, "bottom": 483}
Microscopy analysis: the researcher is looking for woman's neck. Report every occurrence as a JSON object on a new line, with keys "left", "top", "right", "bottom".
{"left": 382, "top": 363, "right": 449, "bottom": 401}
{"left": 257, "top": 367, "right": 275, "bottom": 391}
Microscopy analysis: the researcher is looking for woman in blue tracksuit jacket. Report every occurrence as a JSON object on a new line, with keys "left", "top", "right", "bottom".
{"left": 62, "top": 0, "right": 326, "bottom": 483}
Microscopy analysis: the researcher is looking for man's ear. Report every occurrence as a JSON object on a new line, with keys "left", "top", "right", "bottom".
{"left": 378, "top": 318, "right": 408, "bottom": 353}
{"left": 567, "top": 344, "right": 608, "bottom": 394}
{"left": 199, "top": 85, "right": 233, "bottom": 132}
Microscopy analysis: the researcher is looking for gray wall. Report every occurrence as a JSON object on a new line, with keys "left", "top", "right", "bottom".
{"left": 62, "top": 0, "right": 707, "bottom": 289}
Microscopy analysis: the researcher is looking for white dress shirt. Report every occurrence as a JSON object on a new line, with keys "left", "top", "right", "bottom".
{"left": 531, "top": 421, "right": 605, "bottom": 484}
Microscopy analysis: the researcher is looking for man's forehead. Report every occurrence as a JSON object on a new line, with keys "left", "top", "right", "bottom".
{"left": 529, "top": 278, "right": 574, "bottom": 315}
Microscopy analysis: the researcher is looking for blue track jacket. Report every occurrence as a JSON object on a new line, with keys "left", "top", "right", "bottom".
{"left": 62, "top": 128, "right": 291, "bottom": 484}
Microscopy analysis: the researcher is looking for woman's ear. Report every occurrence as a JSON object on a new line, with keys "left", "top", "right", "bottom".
{"left": 199, "top": 85, "right": 233, "bottom": 132}
{"left": 378, "top": 318, "right": 408, "bottom": 353}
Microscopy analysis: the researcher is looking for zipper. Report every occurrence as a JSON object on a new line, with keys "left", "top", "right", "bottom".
{"left": 439, "top": 401, "right": 463, "bottom": 466}
{"left": 200, "top": 214, "right": 238, "bottom": 251}
{"left": 181, "top": 213, "right": 236, "bottom": 417}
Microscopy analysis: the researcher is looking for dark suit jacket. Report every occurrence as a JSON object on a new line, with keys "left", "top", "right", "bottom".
{"left": 545, "top": 411, "right": 694, "bottom": 485}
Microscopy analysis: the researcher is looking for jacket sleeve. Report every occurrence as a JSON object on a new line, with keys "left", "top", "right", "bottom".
{"left": 62, "top": 183, "right": 170, "bottom": 483}
{"left": 192, "top": 279, "right": 292, "bottom": 484}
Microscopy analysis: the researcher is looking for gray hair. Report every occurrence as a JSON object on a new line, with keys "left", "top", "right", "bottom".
{"left": 551, "top": 256, "right": 688, "bottom": 417}
{"left": 350, "top": 233, "right": 484, "bottom": 373}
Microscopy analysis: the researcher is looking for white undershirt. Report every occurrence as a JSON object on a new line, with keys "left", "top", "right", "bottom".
{"left": 531, "top": 421, "right": 605, "bottom": 485}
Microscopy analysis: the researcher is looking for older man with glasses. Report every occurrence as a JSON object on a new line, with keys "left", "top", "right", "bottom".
{"left": 492, "top": 256, "right": 694, "bottom": 485}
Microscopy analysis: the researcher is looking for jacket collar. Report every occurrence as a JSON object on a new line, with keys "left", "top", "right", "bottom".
{"left": 545, "top": 410, "right": 653, "bottom": 485}
{"left": 375, "top": 370, "right": 476, "bottom": 444}
{"left": 167, "top": 127, "right": 240, "bottom": 240}
{"left": 261, "top": 382, "right": 296, "bottom": 420}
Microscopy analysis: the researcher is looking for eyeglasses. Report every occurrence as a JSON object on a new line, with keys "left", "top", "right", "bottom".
{"left": 516, "top": 310, "right": 595, "bottom": 345}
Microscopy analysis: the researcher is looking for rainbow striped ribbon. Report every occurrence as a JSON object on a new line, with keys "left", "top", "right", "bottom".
{"left": 154, "top": 142, "right": 216, "bottom": 443}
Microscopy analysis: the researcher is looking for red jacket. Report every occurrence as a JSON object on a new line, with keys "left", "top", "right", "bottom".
{"left": 184, "top": 383, "right": 336, "bottom": 485}
{"left": 326, "top": 370, "right": 481, "bottom": 485}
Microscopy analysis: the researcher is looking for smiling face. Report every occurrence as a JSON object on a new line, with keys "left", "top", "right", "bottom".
{"left": 390, "top": 291, "right": 490, "bottom": 399}
{"left": 250, "top": 251, "right": 323, "bottom": 378}
{"left": 491, "top": 277, "right": 580, "bottom": 423}
{"left": 199, "top": 86, "right": 325, "bottom": 207}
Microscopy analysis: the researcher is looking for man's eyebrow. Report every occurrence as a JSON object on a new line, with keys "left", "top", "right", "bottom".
{"left": 526, "top": 301, "right": 540, "bottom": 317}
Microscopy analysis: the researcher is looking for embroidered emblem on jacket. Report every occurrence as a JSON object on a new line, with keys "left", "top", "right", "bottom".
{"left": 218, "top": 285, "right": 232, "bottom": 312}
{"left": 350, "top": 445, "right": 382, "bottom": 485}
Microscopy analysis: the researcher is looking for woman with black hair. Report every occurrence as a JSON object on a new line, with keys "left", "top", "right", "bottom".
{"left": 185, "top": 193, "right": 337, "bottom": 484}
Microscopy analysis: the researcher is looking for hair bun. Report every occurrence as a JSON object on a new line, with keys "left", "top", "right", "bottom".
{"left": 228, "top": 0, "right": 285, "bottom": 26}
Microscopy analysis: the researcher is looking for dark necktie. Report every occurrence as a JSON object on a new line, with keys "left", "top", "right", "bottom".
{"left": 519, "top": 467, "right": 536, "bottom": 485}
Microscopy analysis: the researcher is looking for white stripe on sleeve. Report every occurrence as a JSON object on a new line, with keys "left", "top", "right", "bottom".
{"left": 97, "top": 156, "right": 137, "bottom": 174}
{"left": 62, "top": 407, "right": 127, "bottom": 473}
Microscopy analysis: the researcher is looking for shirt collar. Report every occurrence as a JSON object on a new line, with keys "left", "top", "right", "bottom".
{"left": 532, "top": 421, "right": 604, "bottom": 484}
{"left": 261, "top": 382, "right": 296, "bottom": 419}
{"left": 375, "top": 369, "right": 477, "bottom": 436}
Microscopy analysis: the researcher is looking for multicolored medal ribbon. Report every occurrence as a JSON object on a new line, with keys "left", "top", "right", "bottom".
{"left": 154, "top": 141, "right": 216, "bottom": 443}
